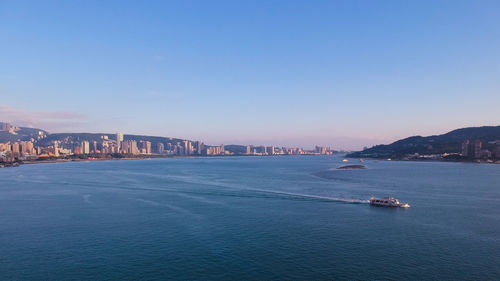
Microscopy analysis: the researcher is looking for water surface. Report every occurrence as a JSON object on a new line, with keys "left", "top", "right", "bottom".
{"left": 1, "top": 156, "right": 499, "bottom": 280}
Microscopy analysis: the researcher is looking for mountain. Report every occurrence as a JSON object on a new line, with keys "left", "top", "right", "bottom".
{"left": 0, "top": 122, "right": 48, "bottom": 143}
{"left": 0, "top": 122, "right": 217, "bottom": 150}
{"left": 347, "top": 126, "right": 500, "bottom": 158}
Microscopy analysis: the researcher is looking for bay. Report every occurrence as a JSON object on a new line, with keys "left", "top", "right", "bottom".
{"left": 1, "top": 156, "right": 499, "bottom": 280}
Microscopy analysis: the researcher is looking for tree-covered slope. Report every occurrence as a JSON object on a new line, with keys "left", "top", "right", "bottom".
{"left": 347, "top": 126, "right": 500, "bottom": 158}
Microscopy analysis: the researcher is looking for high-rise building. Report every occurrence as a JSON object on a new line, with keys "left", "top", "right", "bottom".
{"left": 267, "top": 146, "right": 275, "bottom": 155}
{"left": 92, "top": 141, "right": 98, "bottom": 153}
{"left": 53, "top": 141, "right": 59, "bottom": 157}
{"left": 20, "top": 141, "right": 34, "bottom": 155}
{"left": 74, "top": 146, "right": 82, "bottom": 154}
{"left": 462, "top": 139, "right": 485, "bottom": 159}
{"left": 195, "top": 141, "right": 204, "bottom": 155}
{"left": 183, "top": 140, "right": 191, "bottom": 155}
{"left": 11, "top": 142, "right": 20, "bottom": 157}
{"left": 122, "top": 140, "right": 139, "bottom": 154}
{"left": 139, "top": 140, "right": 152, "bottom": 154}
{"left": 461, "top": 140, "right": 470, "bottom": 157}
{"left": 116, "top": 133, "right": 124, "bottom": 151}
{"left": 495, "top": 146, "right": 500, "bottom": 159}
{"left": 246, "top": 145, "right": 251, "bottom": 154}
{"left": 474, "top": 140, "right": 482, "bottom": 159}
{"left": 157, "top": 142, "right": 164, "bottom": 154}
{"left": 81, "top": 141, "right": 90, "bottom": 154}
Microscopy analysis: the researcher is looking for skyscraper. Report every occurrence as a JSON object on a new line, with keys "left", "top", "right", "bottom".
{"left": 183, "top": 140, "right": 190, "bottom": 155}
{"left": 53, "top": 141, "right": 59, "bottom": 157}
{"left": 116, "top": 132, "right": 124, "bottom": 152}
{"left": 81, "top": 141, "right": 90, "bottom": 154}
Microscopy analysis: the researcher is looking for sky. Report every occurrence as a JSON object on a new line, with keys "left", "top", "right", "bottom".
{"left": 1, "top": 0, "right": 499, "bottom": 149}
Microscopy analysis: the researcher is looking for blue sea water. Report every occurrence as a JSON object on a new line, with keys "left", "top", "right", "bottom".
{"left": 1, "top": 156, "right": 499, "bottom": 280}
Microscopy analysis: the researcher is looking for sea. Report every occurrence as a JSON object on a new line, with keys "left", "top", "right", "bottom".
{"left": 1, "top": 156, "right": 499, "bottom": 280}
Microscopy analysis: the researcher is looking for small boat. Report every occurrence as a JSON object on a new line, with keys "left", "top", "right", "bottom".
{"left": 342, "top": 159, "right": 349, "bottom": 162}
{"left": 360, "top": 158, "right": 365, "bottom": 162}
{"left": 370, "top": 197, "right": 410, "bottom": 208}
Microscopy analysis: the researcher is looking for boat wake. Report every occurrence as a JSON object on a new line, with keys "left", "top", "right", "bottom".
{"left": 247, "top": 188, "right": 370, "bottom": 204}
{"left": 63, "top": 172, "right": 371, "bottom": 205}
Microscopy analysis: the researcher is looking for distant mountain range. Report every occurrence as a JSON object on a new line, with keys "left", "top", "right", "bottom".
{"left": 347, "top": 126, "right": 500, "bottom": 159}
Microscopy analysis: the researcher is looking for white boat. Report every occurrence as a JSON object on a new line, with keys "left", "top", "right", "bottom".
{"left": 370, "top": 197, "right": 410, "bottom": 208}
{"left": 342, "top": 159, "right": 349, "bottom": 162}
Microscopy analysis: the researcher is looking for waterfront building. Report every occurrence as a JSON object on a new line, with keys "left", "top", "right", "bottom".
{"left": 474, "top": 140, "right": 482, "bottom": 158}
{"left": 74, "top": 146, "right": 82, "bottom": 154}
{"left": 122, "top": 140, "right": 139, "bottom": 154}
{"left": 461, "top": 140, "right": 470, "bottom": 157}
{"left": 480, "top": 149, "right": 492, "bottom": 159}
{"left": 196, "top": 141, "right": 203, "bottom": 155}
{"left": 0, "top": 143, "right": 10, "bottom": 152}
{"left": 11, "top": 142, "right": 20, "bottom": 157}
{"left": 205, "top": 145, "right": 225, "bottom": 156}
{"left": 116, "top": 132, "right": 124, "bottom": 151}
{"left": 462, "top": 139, "right": 484, "bottom": 159}
{"left": 157, "top": 142, "right": 164, "bottom": 154}
{"left": 139, "top": 141, "right": 152, "bottom": 154}
{"left": 267, "top": 146, "right": 275, "bottom": 155}
{"left": 20, "top": 141, "right": 34, "bottom": 155}
{"left": 81, "top": 141, "right": 90, "bottom": 154}
{"left": 53, "top": 141, "right": 59, "bottom": 157}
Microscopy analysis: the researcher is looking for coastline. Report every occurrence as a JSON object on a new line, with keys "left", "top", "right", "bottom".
{"left": 346, "top": 156, "right": 500, "bottom": 165}
{"left": 1, "top": 155, "right": 174, "bottom": 168}
{"left": 0, "top": 154, "right": 321, "bottom": 168}
{"left": 3, "top": 154, "right": 500, "bottom": 169}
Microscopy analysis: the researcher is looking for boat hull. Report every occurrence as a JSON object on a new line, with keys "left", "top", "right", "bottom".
{"left": 369, "top": 197, "right": 410, "bottom": 208}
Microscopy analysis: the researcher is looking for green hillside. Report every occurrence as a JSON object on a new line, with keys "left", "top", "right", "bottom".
{"left": 347, "top": 126, "right": 500, "bottom": 158}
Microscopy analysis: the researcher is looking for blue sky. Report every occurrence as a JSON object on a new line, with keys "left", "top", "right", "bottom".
{"left": 1, "top": 0, "right": 499, "bottom": 149}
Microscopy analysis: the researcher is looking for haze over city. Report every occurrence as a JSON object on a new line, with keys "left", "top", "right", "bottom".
{"left": 1, "top": 0, "right": 499, "bottom": 149}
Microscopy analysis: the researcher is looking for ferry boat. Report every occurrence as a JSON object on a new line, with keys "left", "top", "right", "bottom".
{"left": 370, "top": 197, "right": 410, "bottom": 208}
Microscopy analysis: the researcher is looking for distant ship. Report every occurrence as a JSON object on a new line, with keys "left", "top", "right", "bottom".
{"left": 370, "top": 197, "right": 410, "bottom": 208}
{"left": 342, "top": 159, "right": 349, "bottom": 162}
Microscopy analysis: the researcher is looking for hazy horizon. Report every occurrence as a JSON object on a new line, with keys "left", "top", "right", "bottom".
{"left": 1, "top": 0, "right": 499, "bottom": 149}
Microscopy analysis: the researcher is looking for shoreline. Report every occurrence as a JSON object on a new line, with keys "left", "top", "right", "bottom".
{"left": 346, "top": 156, "right": 500, "bottom": 165}
{"left": 0, "top": 154, "right": 324, "bottom": 168}
{"left": 2, "top": 154, "right": 499, "bottom": 169}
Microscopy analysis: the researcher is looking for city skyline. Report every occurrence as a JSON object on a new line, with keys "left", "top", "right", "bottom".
{"left": 0, "top": 121, "right": 337, "bottom": 162}
{"left": 1, "top": 1, "right": 500, "bottom": 150}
